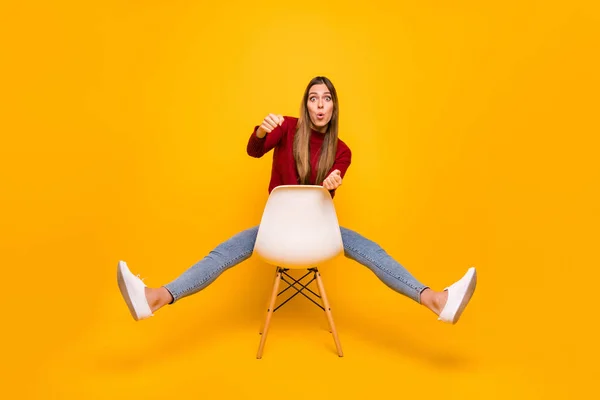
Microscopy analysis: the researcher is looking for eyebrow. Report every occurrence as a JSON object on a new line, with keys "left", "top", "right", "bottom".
{"left": 309, "top": 92, "right": 332, "bottom": 96}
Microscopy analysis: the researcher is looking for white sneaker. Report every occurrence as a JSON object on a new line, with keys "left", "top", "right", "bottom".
{"left": 438, "top": 267, "right": 477, "bottom": 324}
{"left": 117, "top": 260, "right": 153, "bottom": 321}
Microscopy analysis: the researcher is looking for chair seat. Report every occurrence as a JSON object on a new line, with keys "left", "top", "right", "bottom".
{"left": 253, "top": 185, "right": 343, "bottom": 268}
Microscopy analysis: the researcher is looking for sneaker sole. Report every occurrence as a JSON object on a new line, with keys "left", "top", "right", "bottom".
{"left": 117, "top": 261, "right": 141, "bottom": 321}
{"left": 450, "top": 267, "right": 477, "bottom": 324}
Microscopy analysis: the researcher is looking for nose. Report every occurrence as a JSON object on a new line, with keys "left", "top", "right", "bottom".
{"left": 318, "top": 99, "right": 324, "bottom": 108}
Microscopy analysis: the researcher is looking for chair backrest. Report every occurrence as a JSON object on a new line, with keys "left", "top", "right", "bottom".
{"left": 253, "top": 185, "right": 344, "bottom": 269}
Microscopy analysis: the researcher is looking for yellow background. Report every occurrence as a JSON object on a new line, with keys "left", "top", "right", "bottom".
{"left": 1, "top": 1, "right": 598, "bottom": 398}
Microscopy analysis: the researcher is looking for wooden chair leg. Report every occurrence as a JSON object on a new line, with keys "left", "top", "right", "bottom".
{"left": 259, "top": 267, "right": 280, "bottom": 335}
{"left": 257, "top": 269, "right": 282, "bottom": 359}
{"left": 315, "top": 271, "right": 343, "bottom": 357}
{"left": 314, "top": 270, "right": 332, "bottom": 333}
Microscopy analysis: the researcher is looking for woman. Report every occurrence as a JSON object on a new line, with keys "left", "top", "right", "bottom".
{"left": 117, "top": 76, "right": 477, "bottom": 325}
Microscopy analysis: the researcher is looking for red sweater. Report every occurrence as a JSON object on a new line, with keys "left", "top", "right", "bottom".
{"left": 247, "top": 116, "right": 352, "bottom": 198}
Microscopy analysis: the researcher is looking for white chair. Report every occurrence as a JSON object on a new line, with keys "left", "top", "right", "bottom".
{"left": 253, "top": 185, "right": 344, "bottom": 359}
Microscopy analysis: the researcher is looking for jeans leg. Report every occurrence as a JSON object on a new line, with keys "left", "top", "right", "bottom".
{"left": 340, "top": 226, "right": 428, "bottom": 303}
{"left": 163, "top": 226, "right": 259, "bottom": 303}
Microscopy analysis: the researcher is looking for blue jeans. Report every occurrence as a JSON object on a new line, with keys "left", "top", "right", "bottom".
{"left": 164, "top": 226, "right": 428, "bottom": 304}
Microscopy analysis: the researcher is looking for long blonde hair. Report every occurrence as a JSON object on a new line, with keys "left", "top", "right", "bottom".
{"left": 294, "top": 76, "right": 339, "bottom": 185}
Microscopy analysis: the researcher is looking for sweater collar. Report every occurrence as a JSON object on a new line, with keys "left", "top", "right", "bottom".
{"left": 310, "top": 128, "right": 327, "bottom": 137}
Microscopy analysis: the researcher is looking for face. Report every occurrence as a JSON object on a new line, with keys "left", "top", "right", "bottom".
{"left": 306, "top": 83, "right": 334, "bottom": 133}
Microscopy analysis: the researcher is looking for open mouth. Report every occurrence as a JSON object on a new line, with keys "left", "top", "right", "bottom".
{"left": 316, "top": 113, "right": 325, "bottom": 120}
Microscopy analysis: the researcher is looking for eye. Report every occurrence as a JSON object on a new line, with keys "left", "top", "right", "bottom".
{"left": 309, "top": 97, "right": 316, "bottom": 102}
{"left": 325, "top": 96, "right": 332, "bottom": 101}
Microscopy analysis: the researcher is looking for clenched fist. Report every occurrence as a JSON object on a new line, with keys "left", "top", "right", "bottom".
{"left": 323, "top": 169, "right": 342, "bottom": 190}
{"left": 256, "top": 114, "right": 284, "bottom": 138}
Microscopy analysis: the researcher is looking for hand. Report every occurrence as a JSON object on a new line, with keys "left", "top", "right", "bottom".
{"left": 323, "top": 169, "right": 342, "bottom": 190}
{"left": 256, "top": 114, "right": 284, "bottom": 138}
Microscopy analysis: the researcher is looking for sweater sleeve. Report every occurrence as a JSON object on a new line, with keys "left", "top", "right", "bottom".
{"left": 326, "top": 143, "right": 352, "bottom": 198}
{"left": 246, "top": 117, "right": 288, "bottom": 158}
{"left": 330, "top": 145, "right": 352, "bottom": 179}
